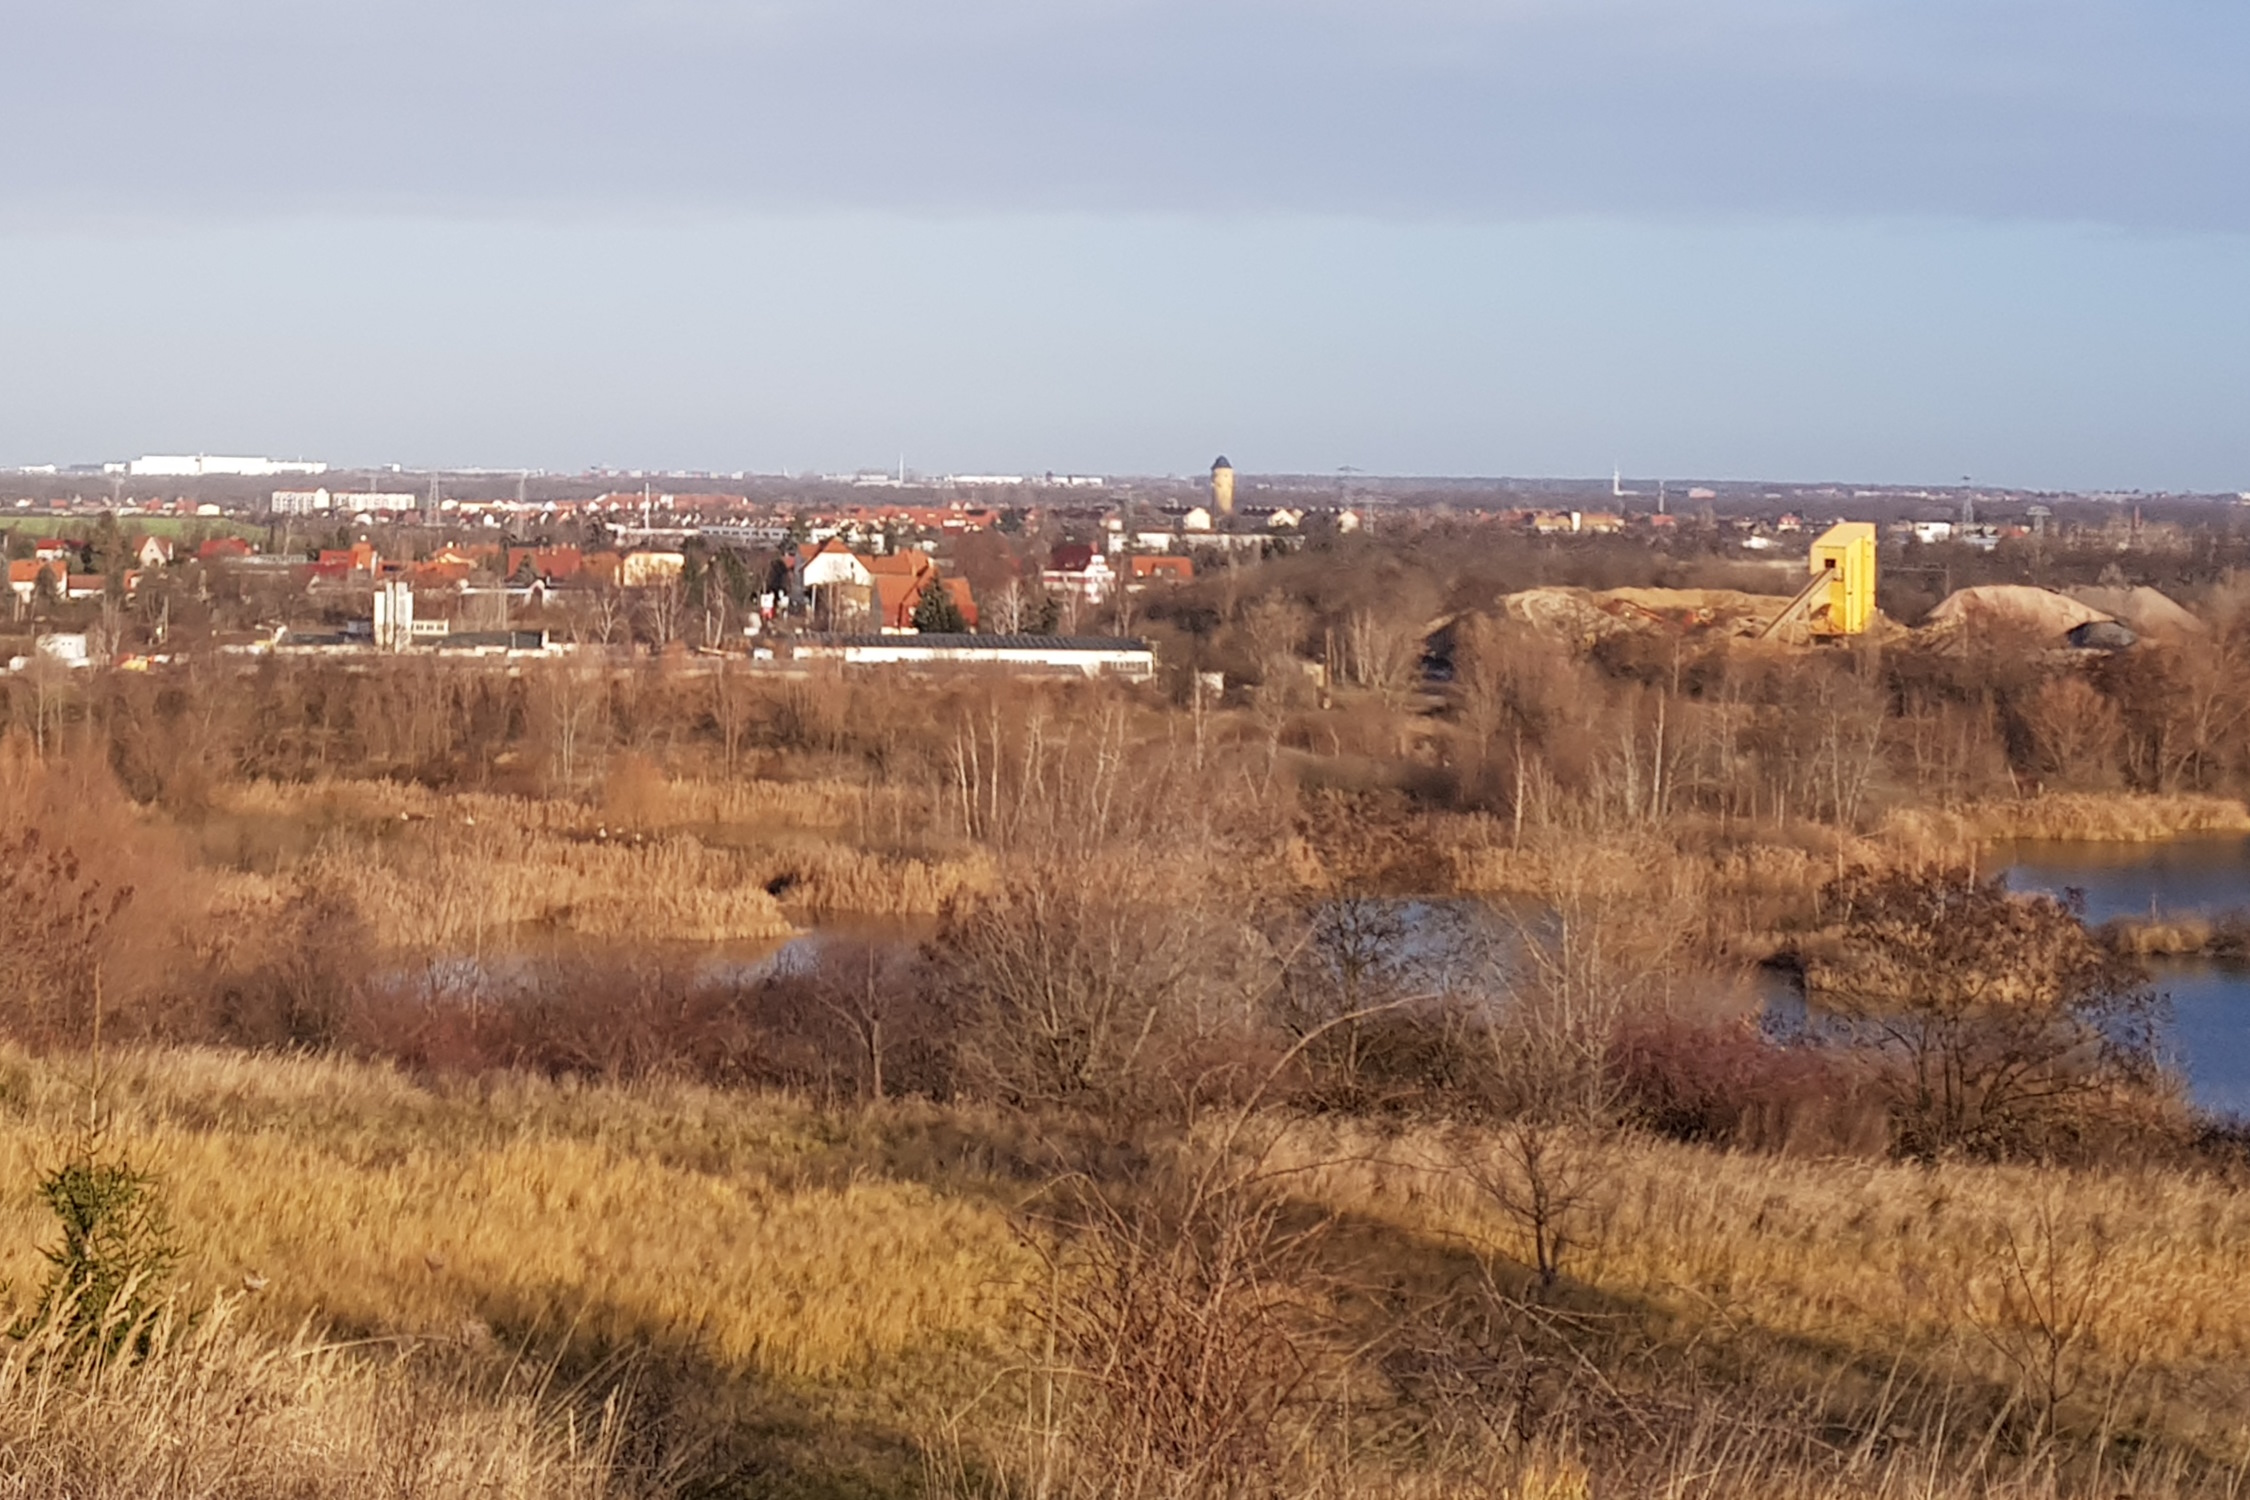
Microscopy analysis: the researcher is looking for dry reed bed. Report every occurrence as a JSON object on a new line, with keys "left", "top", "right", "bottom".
{"left": 0, "top": 1298, "right": 643, "bottom": 1499}
{"left": 747, "top": 838, "right": 997, "bottom": 916}
{"left": 2103, "top": 914, "right": 2250, "bottom": 959}
{"left": 211, "top": 828, "right": 797, "bottom": 947}
{"left": 1267, "top": 1120, "right": 2250, "bottom": 1456}
{"left": 0, "top": 1050, "right": 1029, "bottom": 1385}
{"left": 1888, "top": 792, "right": 2250, "bottom": 846}
{"left": 1453, "top": 792, "right": 2250, "bottom": 909}
{"left": 209, "top": 774, "right": 932, "bottom": 840}
{"left": 202, "top": 778, "right": 987, "bottom": 938}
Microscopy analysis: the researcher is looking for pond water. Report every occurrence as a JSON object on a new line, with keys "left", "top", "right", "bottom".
{"left": 1995, "top": 836, "right": 2250, "bottom": 1118}
{"left": 386, "top": 913, "right": 940, "bottom": 1000}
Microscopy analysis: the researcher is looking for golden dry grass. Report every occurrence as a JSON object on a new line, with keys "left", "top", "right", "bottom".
{"left": 201, "top": 778, "right": 990, "bottom": 942}
{"left": 211, "top": 773, "right": 928, "bottom": 841}
{"left": 0, "top": 1049, "right": 2241, "bottom": 1494}
{"left": 1269, "top": 1119, "right": 2250, "bottom": 1457}
{"left": 210, "top": 826, "right": 798, "bottom": 947}
{"left": 2105, "top": 916, "right": 2220, "bottom": 956}
{"left": 0, "top": 1297, "right": 644, "bottom": 1499}
{"left": 0, "top": 1050, "right": 1029, "bottom": 1386}
{"left": 1888, "top": 792, "right": 2250, "bottom": 845}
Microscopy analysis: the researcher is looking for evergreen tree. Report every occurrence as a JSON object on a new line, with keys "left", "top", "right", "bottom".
{"left": 912, "top": 576, "right": 967, "bottom": 634}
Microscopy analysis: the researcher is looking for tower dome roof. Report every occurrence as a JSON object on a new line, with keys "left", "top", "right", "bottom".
{"left": 1211, "top": 455, "right": 1232, "bottom": 471}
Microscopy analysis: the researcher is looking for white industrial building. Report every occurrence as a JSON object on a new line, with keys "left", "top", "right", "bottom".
{"left": 794, "top": 634, "right": 1153, "bottom": 678}
{"left": 126, "top": 455, "right": 327, "bottom": 478}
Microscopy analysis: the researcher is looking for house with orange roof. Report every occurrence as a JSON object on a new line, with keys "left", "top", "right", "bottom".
{"left": 64, "top": 573, "right": 129, "bottom": 601}
{"left": 7, "top": 559, "right": 58, "bottom": 603}
{"left": 870, "top": 564, "right": 977, "bottom": 632}
{"left": 798, "top": 537, "right": 873, "bottom": 590}
{"left": 1127, "top": 555, "right": 1193, "bottom": 587}
{"left": 407, "top": 559, "right": 475, "bottom": 587}
{"left": 424, "top": 543, "right": 484, "bottom": 571}
{"left": 310, "top": 540, "right": 380, "bottom": 582}
{"left": 506, "top": 545, "right": 585, "bottom": 583}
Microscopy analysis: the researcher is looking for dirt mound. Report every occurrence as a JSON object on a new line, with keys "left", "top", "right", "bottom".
{"left": 1924, "top": 586, "right": 2110, "bottom": 641}
{"left": 1599, "top": 587, "right": 1794, "bottom": 628}
{"left": 1503, "top": 584, "right": 1903, "bottom": 646}
{"left": 2065, "top": 585, "right": 2205, "bottom": 640}
{"left": 1502, "top": 587, "right": 1642, "bottom": 643}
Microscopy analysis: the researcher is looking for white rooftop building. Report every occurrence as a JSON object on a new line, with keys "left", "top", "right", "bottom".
{"left": 127, "top": 455, "right": 328, "bottom": 478}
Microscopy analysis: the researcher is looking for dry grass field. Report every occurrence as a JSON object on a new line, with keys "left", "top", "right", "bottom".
{"left": 196, "top": 776, "right": 997, "bottom": 950}
{"left": 0, "top": 1046, "right": 2242, "bottom": 1497}
{"left": 4, "top": 644, "right": 2248, "bottom": 1496}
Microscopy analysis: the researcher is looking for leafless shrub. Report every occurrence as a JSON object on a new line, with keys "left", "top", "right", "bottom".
{"left": 1964, "top": 1196, "right": 2148, "bottom": 1459}
{"left": 753, "top": 937, "right": 947, "bottom": 1102}
{"left": 0, "top": 830, "right": 133, "bottom": 1046}
{"left": 936, "top": 857, "right": 1266, "bottom": 1118}
{"left": 1809, "top": 868, "right": 2168, "bottom": 1160}
{"left": 1040, "top": 1170, "right": 1325, "bottom": 1498}
{"left": 1457, "top": 1123, "right": 1606, "bottom": 1293}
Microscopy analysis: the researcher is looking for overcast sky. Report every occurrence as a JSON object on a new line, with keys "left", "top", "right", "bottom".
{"left": 3, "top": 0, "right": 2246, "bottom": 487}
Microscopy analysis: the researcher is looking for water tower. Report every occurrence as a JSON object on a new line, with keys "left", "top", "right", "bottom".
{"left": 1210, "top": 456, "right": 1235, "bottom": 518}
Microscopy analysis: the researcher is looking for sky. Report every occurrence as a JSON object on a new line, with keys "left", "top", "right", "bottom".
{"left": 2, "top": 0, "right": 2247, "bottom": 488}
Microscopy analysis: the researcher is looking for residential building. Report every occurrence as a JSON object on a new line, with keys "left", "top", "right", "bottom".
{"left": 1126, "top": 555, "right": 1193, "bottom": 587}
{"left": 505, "top": 545, "right": 586, "bottom": 583}
{"left": 1042, "top": 544, "right": 1116, "bottom": 605}
{"left": 196, "top": 537, "right": 256, "bottom": 564}
{"left": 621, "top": 551, "right": 687, "bottom": 587}
{"left": 798, "top": 538, "right": 873, "bottom": 591}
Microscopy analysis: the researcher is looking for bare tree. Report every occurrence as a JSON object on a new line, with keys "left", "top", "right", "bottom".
{"left": 1341, "top": 604, "right": 1424, "bottom": 709}
{"left": 708, "top": 659, "right": 755, "bottom": 778}
{"left": 2022, "top": 673, "right": 2124, "bottom": 791}
{"left": 536, "top": 657, "right": 607, "bottom": 790}
{"left": 989, "top": 577, "right": 1028, "bottom": 635}
{"left": 637, "top": 579, "right": 686, "bottom": 651}
{"left": 1809, "top": 867, "right": 2163, "bottom": 1159}
{"left": 567, "top": 581, "right": 628, "bottom": 647}
{"left": 802, "top": 939, "right": 927, "bottom": 1104}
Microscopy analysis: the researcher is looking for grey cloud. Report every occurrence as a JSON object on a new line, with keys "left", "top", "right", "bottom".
{"left": 3, "top": 0, "right": 2245, "bottom": 227}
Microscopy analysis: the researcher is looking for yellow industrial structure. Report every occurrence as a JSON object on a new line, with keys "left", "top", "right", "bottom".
{"left": 1210, "top": 455, "right": 1235, "bottom": 517}
{"left": 1759, "top": 521, "right": 1878, "bottom": 641}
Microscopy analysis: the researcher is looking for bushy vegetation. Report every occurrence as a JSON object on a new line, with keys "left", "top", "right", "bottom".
{"left": 0, "top": 523, "right": 2247, "bottom": 1493}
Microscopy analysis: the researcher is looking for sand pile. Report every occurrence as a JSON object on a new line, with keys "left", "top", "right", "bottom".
{"left": 1599, "top": 587, "right": 1795, "bottom": 629}
{"left": 1502, "top": 587, "right": 1643, "bottom": 643}
{"left": 1924, "top": 586, "right": 2112, "bottom": 640}
{"left": 1503, "top": 583, "right": 1908, "bottom": 645}
{"left": 2065, "top": 585, "right": 2205, "bottom": 640}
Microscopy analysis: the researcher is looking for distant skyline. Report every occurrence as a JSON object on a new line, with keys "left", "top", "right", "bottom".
{"left": 3, "top": 1, "right": 2247, "bottom": 490}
